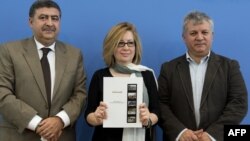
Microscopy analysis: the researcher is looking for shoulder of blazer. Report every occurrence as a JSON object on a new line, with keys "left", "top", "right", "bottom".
{"left": 209, "top": 51, "right": 235, "bottom": 64}
{"left": 55, "top": 40, "right": 81, "bottom": 53}
{"left": 160, "top": 54, "right": 187, "bottom": 73}
{"left": 0, "top": 38, "right": 35, "bottom": 53}
{"left": 162, "top": 54, "right": 187, "bottom": 66}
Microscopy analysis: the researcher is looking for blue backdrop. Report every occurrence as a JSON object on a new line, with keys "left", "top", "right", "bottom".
{"left": 1, "top": 1, "right": 249, "bottom": 141}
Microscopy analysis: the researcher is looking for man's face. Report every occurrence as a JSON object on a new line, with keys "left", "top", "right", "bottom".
{"left": 29, "top": 7, "right": 60, "bottom": 46}
{"left": 183, "top": 21, "right": 213, "bottom": 58}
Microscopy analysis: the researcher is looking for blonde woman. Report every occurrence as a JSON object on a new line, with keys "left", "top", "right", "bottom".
{"left": 84, "top": 22, "right": 159, "bottom": 141}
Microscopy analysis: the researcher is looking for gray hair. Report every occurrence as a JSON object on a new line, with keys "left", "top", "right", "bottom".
{"left": 182, "top": 11, "right": 214, "bottom": 34}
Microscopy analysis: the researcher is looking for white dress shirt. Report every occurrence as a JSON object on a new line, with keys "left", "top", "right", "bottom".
{"left": 176, "top": 52, "right": 216, "bottom": 141}
{"left": 27, "top": 38, "right": 70, "bottom": 132}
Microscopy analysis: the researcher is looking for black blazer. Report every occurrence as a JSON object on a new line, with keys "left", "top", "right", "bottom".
{"left": 158, "top": 52, "right": 248, "bottom": 141}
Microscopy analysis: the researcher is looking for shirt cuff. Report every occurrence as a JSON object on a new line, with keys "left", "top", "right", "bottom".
{"left": 176, "top": 128, "right": 188, "bottom": 141}
{"left": 56, "top": 110, "right": 70, "bottom": 128}
{"left": 27, "top": 115, "right": 43, "bottom": 131}
{"left": 207, "top": 132, "right": 216, "bottom": 141}
{"left": 175, "top": 128, "right": 216, "bottom": 141}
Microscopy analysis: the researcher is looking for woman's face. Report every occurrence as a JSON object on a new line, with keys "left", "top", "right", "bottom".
{"left": 114, "top": 31, "right": 135, "bottom": 65}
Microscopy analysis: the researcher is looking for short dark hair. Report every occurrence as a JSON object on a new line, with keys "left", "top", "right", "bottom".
{"left": 29, "top": 0, "right": 61, "bottom": 18}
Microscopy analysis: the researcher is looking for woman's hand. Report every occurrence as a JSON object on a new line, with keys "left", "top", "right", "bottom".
{"left": 94, "top": 101, "right": 108, "bottom": 124}
{"left": 87, "top": 101, "right": 107, "bottom": 126}
{"left": 139, "top": 103, "right": 150, "bottom": 126}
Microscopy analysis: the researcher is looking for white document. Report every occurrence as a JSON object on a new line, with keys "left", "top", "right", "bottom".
{"left": 103, "top": 77, "right": 143, "bottom": 128}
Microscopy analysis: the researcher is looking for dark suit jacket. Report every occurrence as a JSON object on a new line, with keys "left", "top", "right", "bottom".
{"left": 0, "top": 38, "right": 87, "bottom": 141}
{"left": 158, "top": 52, "right": 248, "bottom": 141}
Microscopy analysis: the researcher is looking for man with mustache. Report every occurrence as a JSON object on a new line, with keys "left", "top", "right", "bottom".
{"left": 0, "top": 1, "right": 87, "bottom": 141}
{"left": 158, "top": 11, "right": 248, "bottom": 141}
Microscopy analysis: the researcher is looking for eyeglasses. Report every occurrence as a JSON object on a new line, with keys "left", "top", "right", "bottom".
{"left": 117, "top": 41, "right": 135, "bottom": 47}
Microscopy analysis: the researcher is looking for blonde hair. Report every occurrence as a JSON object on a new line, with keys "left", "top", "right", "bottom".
{"left": 103, "top": 22, "right": 142, "bottom": 67}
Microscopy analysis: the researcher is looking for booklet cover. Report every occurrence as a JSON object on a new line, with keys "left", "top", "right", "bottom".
{"left": 103, "top": 77, "right": 143, "bottom": 128}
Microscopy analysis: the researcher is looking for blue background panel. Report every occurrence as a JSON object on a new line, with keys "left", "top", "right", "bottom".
{"left": 1, "top": 1, "right": 249, "bottom": 141}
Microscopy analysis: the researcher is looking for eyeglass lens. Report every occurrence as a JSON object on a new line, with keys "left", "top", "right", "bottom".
{"left": 118, "top": 41, "right": 135, "bottom": 47}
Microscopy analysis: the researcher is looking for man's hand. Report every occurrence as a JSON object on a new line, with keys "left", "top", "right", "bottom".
{"left": 36, "top": 116, "right": 64, "bottom": 141}
{"left": 179, "top": 129, "right": 203, "bottom": 141}
{"left": 197, "top": 131, "right": 212, "bottom": 141}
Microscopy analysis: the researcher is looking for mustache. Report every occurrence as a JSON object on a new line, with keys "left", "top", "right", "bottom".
{"left": 195, "top": 42, "right": 206, "bottom": 46}
{"left": 42, "top": 26, "right": 56, "bottom": 32}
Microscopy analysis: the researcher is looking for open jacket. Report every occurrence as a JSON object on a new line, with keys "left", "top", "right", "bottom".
{"left": 158, "top": 52, "right": 248, "bottom": 141}
{"left": 0, "top": 38, "right": 87, "bottom": 141}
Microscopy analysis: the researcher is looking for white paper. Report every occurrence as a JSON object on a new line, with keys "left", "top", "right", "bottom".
{"left": 103, "top": 77, "right": 143, "bottom": 128}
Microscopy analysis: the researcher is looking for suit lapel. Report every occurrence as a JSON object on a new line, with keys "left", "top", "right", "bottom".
{"left": 53, "top": 42, "right": 67, "bottom": 98}
{"left": 177, "top": 56, "right": 195, "bottom": 112}
{"left": 200, "top": 52, "right": 221, "bottom": 106}
{"left": 22, "top": 38, "right": 48, "bottom": 102}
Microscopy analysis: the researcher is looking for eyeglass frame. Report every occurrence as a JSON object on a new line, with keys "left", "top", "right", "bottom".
{"left": 117, "top": 41, "right": 136, "bottom": 47}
